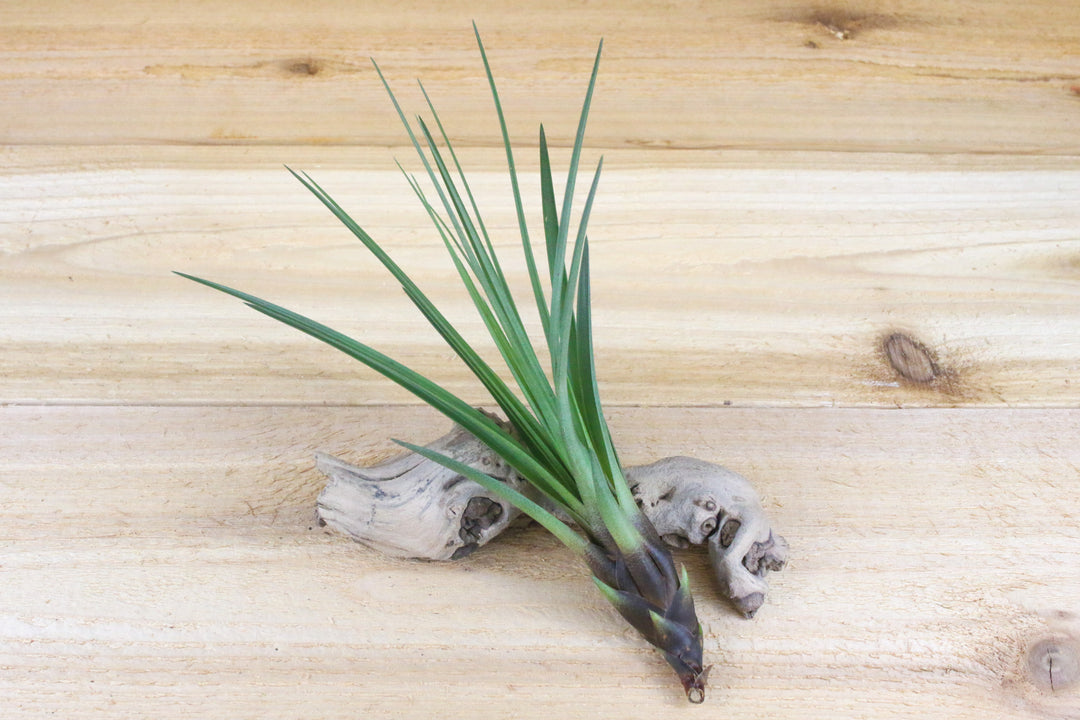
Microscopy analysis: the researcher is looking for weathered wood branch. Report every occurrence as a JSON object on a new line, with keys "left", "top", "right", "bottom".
{"left": 315, "top": 416, "right": 530, "bottom": 561}
{"left": 316, "top": 419, "right": 787, "bottom": 616}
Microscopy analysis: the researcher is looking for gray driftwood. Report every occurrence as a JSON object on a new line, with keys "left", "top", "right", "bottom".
{"left": 627, "top": 457, "right": 788, "bottom": 617}
{"left": 315, "top": 421, "right": 528, "bottom": 561}
{"left": 316, "top": 420, "right": 787, "bottom": 616}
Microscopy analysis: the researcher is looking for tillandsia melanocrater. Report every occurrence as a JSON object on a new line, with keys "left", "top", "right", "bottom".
{"left": 178, "top": 26, "right": 711, "bottom": 702}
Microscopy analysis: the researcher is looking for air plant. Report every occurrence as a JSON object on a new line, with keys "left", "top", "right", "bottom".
{"left": 178, "top": 26, "right": 710, "bottom": 702}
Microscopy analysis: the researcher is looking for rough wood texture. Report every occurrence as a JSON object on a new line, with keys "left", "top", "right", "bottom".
{"left": 2, "top": 0, "right": 1079, "bottom": 717}
{"left": 3, "top": 406, "right": 1079, "bottom": 718}
{"left": 3, "top": 0, "right": 1080, "bottom": 153}
{"left": 314, "top": 431, "right": 787, "bottom": 615}
{"left": 314, "top": 421, "right": 530, "bottom": 561}
{"left": 4, "top": 154, "right": 1079, "bottom": 407}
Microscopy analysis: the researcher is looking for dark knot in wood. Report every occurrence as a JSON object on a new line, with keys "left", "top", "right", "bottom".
{"left": 282, "top": 58, "right": 321, "bottom": 76}
{"left": 883, "top": 333, "right": 938, "bottom": 384}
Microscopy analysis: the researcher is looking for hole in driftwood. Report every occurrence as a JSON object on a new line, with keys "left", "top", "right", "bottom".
{"left": 459, "top": 496, "right": 504, "bottom": 545}
{"left": 718, "top": 518, "right": 741, "bottom": 549}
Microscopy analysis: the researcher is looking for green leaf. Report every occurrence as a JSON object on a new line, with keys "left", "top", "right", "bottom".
{"left": 177, "top": 29, "right": 709, "bottom": 701}
{"left": 539, "top": 126, "right": 560, "bottom": 288}
{"left": 473, "top": 23, "right": 550, "bottom": 337}
{"left": 173, "top": 272, "right": 585, "bottom": 518}
{"left": 399, "top": 439, "right": 586, "bottom": 553}
{"left": 549, "top": 39, "right": 603, "bottom": 344}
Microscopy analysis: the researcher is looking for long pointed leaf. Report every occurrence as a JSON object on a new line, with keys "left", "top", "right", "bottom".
{"left": 549, "top": 40, "right": 603, "bottom": 340}
{"left": 473, "top": 23, "right": 550, "bottom": 336}
{"left": 174, "top": 272, "right": 585, "bottom": 517}
{"left": 399, "top": 440, "right": 586, "bottom": 551}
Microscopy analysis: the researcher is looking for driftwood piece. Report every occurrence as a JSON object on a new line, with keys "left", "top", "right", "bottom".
{"left": 316, "top": 420, "right": 529, "bottom": 560}
{"left": 627, "top": 457, "right": 788, "bottom": 618}
{"left": 316, "top": 421, "right": 786, "bottom": 614}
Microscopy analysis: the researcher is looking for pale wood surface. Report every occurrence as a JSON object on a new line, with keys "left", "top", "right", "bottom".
{"left": 2, "top": 1, "right": 1080, "bottom": 717}
{"left": 4, "top": 405, "right": 1080, "bottom": 719}
{"left": 4, "top": 149, "right": 1080, "bottom": 407}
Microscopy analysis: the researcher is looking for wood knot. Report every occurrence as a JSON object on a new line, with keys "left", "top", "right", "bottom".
{"left": 800, "top": 8, "right": 899, "bottom": 40}
{"left": 882, "top": 333, "right": 938, "bottom": 384}
{"left": 282, "top": 58, "right": 321, "bottom": 76}
{"left": 1027, "top": 637, "right": 1080, "bottom": 692}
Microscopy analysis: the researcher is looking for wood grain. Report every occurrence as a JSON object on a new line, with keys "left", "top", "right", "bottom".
{"left": 2, "top": 0, "right": 1079, "bottom": 153}
{"left": 3, "top": 0, "right": 1080, "bottom": 716}
{"left": 3, "top": 150, "right": 1079, "bottom": 407}
{"left": 2, "top": 405, "right": 1078, "bottom": 718}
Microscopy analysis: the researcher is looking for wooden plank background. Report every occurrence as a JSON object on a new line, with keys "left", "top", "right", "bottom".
{"left": 2, "top": 1, "right": 1079, "bottom": 717}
